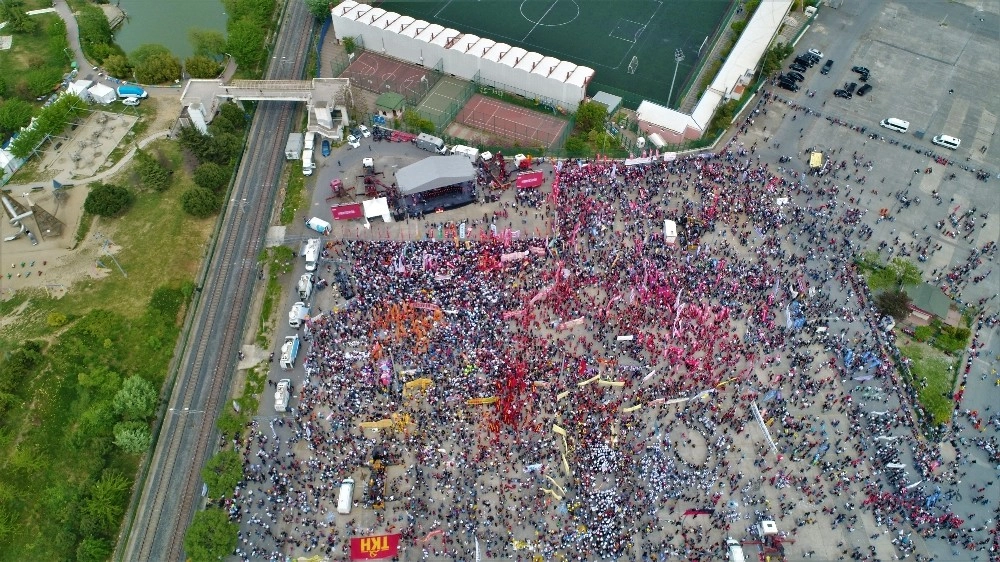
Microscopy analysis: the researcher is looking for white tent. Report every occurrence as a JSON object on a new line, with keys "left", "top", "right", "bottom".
{"left": 663, "top": 220, "right": 677, "bottom": 245}
{"left": 87, "top": 83, "right": 117, "bottom": 104}
{"left": 67, "top": 80, "right": 93, "bottom": 101}
{"left": 362, "top": 197, "right": 393, "bottom": 226}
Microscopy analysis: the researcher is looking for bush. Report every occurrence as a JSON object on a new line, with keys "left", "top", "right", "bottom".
{"left": 181, "top": 187, "right": 220, "bottom": 218}
{"left": 46, "top": 312, "right": 68, "bottom": 328}
{"left": 113, "top": 421, "right": 152, "bottom": 453}
{"left": 193, "top": 162, "right": 231, "bottom": 192}
{"left": 185, "top": 55, "right": 223, "bottom": 79}
{"left": 102, "top": 54, "right": 132, "bottom": 80}
{"left": 84, "top": 182, "right": 134, "bottom": 217}
{"left": 113, "top": 376, "right": 158, "bottom": 421}
{"left": 402, "top": 109, "right": 435, "bottom": 133}
{"left": 730, "top": 20, "right": 747, "bottom": 34}
{"left": 913, "top": 325, "right": 934, "bottom": 342}
{"left": 131, "top": 44, "right": 182, "bottom": 84}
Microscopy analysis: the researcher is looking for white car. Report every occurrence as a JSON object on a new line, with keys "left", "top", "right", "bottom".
{"left": 347, "top": 135, "right": 360, "bottom": 149}
{"left": 808, "top": 48, "right": 824, "bottom": 59}
{"left": 358, "top": 125, "right": 371, "bottom": 138}
{"left": 122, "top": 97, "right": 140, "bottom": 107}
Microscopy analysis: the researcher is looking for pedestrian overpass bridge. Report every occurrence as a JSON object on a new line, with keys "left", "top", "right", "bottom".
{"left": 179, "top": 78, "right": 351, "bottom": 139}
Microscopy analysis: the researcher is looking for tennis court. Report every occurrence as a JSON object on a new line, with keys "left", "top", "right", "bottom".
{"left": 340, "top": 51, "right": 437, "bottom": 102}
{"left": 380, "top": 0, "right": 732, "bottom": 107}
{"left": 455, "top": 94, "right": 567, "bottom": 147}
{"left": 415, "top": 76, "right": 477, "bottom": 131}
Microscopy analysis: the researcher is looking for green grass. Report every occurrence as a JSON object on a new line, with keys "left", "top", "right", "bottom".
{"left": 899, "top": 341, "right": 957, "bottom": 426}
{"left": 280, "top": 171, "right": 305, "bottom": 225}
{"left": 0, "top": 13, "right": 69, "bottom": 102}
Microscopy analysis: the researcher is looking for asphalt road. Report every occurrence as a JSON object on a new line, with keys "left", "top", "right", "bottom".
{"left": 116, "top": 1, "right": 314, "bottom": 560}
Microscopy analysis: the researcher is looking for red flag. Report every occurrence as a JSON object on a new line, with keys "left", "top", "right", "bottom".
{"left": 350, "top": 534, "right": 401, "bottom": 559}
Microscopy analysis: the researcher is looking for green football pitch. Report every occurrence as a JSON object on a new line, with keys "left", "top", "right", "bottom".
{"left": 379, "top": 0, "right": 733, "bottom": 108}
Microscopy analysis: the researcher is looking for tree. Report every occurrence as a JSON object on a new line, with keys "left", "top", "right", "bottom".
{"left": 0, "top": 99, "right": 34, "bottom": 136}
{"left": 888, "top": 257, "right": 922, "bottom": 289}
{"left": 185, "top": 508, "right": 238, "bottom": 562}
{"left": 305, "top": 0, "right": 334, "bottom": 20}
{"left": 875, "top": 290, "right": 912, "bottom": 322}
{"left": 113, "top": 421, "right": 152, "bottom": 453}
{"left": 201, "top": 450, "right": 243, "bottom": 497}
{"left": 80, "top": 471, "right": 130, "bottom": 538}
{"left": 0, "top": 0, "right": 38, "bottom": 34}
{"left": 113, "top": 375, "right": 158, "bottom": 421}
{"left": 194, "top": 162, "right": 231, "bottom": 192}
{"left": 84, "top": 182, "right": 134, "bottom": 217}
{"left": 129, "top": 43, "right": 173, "bottom": 69}
{"left": 76, "top": 537, "right": 112, "bottom": 562}
{"left": 102, "top": 54, "right": 133, "bottom": 81}
{"left": 185, "top": 55, "right": 223, "bottom": 79}
{"left": 189, "top": 29, "right": 227, "bottom": 58}
{"left": 135, "top": 149, "right": 172, "bottom": 191}
{"left": 226, "top": 18, "right": 267, "bottom": 70}
{"left": 181, "top": 187, "right": 221, "bottom": 218}
{"left": 342, "top": 36, "right": 357, "bottom": 55}
{"left": 574, "top": 100, "right": 606, "bottom": 135}
{"left": 78, "top": 366, "right": 122, "bottom": 395}
{"left": 134, "top": 51, "right": 182, "bottom": 85}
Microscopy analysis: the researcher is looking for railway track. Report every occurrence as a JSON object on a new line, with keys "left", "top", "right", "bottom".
{"left": 118, "top": 1, "right": 313, "bottom": 560}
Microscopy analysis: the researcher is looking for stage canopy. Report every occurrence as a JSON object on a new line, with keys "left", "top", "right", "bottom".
{"left": 396, "top": 155, "right": 475, "bottom": 196}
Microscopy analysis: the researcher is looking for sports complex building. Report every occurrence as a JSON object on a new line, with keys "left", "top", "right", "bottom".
{"left": 331, "top": 0, "right": 795, "bottom": 145}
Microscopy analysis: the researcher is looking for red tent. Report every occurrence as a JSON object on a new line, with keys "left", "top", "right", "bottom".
{"left": 515, "top": 171, "right": 544, "bottom": 189}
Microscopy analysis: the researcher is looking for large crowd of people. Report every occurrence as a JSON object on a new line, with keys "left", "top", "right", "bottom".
{"left": 220, "top": 90, "right": 998, "bottom": 561}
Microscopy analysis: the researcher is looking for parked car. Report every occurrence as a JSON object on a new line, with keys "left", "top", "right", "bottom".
{"left": 857, "top": 71, "right": 869, "bottom": 82}
{"left": 347, "top": 135, "right": 360, "bottom": 149}
{"left": 856, "top": 83, "right": 873, "bottom": 96}
{"left": 808, "top": 48, "right": 824, "bottom": 59}
{"left": 845, "top": 82, "right": 858, "bottom": 94}
{"left": 122, "top": 97, "right": 140, "bottom": 107}
{"left": 790, "top": 63, "right": 808, "bottom": 73}
{"left": 787, "top": 71, "right": 805, "bottom": 82}
{"left": 358, "top": 125, "right": 371, "bottom": 138}
{"left": 779, "top": 81, "right": 800, "bottom": 92}
{"left": 821, "top": 60, "right": 834, "bottom": 75}
{"left": 321, "top": 139, "right": 331, "bottom": 157}
{"left": 851, "top": 66, "right": 869, "bottom": 74}
{"left": 834, "top": 89, "right": 852, "bottom": 99}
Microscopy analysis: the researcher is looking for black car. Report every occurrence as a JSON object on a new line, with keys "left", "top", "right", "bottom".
{"left": 821, "top": 60, "right": 834, "bottom": 75}
{"left": 856, "top": 83, "right": 873, "bottom": 96}
{"left": 786, "top": 71, "right": 805, "bottom": 82}
{"left": 795, "top": 56, "right": 816, "bottom": 67}
{"left": 858, "top": 71, "right": 869, "bottom": 82}
{"left": 845, "top": 82, "right": 858, "bottom": 94}
{"left": 779, "top": 81, "right": 800, "bottom": 92}
{"left": 851, "top": 66, "right": 869, "bottom": 74}
{"left": 834, "top": 89, "right": 852, "bottom": 99}
{"left": 790, "top": 63, "right": 808, "bottom": 73}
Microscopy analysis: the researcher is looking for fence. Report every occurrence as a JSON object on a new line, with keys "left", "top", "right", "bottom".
{"left": 415, "top": 75, "right": 477, "bottom": 134}
{"left": 675, "top": 0, "right": 743, "bottom": 108}
{"left": 316, "top": 15, "right": 331, "bottom": 78}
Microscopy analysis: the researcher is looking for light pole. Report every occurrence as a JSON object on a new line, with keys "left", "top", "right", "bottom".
{"left": 668, "top": 48, "right": 684, "bottom": 108}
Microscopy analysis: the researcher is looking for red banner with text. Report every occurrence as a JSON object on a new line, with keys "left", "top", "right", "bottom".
{"left": 350, "top": 534, "right": 400, "bottom": 560}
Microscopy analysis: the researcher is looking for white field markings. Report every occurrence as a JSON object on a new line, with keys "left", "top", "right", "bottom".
{"left": 523, "top": 0, "right": 561, "bottom": 42}
{"left": 611, "top": 0, "right": 662, "bottom": 71}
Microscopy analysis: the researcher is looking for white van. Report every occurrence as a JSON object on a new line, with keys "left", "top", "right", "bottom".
{"left": 879, "top": 118, "right": 909, "bottom": 133}
{"left": 306, "top": 217, "right": 331, "bottom": 235}
{"left": 931, "top": 134, "right": 961, "bottom": 150}
{"left": 726, "top": 538, "right": 746, "bottom": 562}
{"left": 337, "top": 478, "right": 355, "bottom": 514}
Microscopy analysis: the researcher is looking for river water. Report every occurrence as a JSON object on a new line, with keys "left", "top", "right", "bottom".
{"left": 112, "top": 0, "right": 228, "bottom": 59}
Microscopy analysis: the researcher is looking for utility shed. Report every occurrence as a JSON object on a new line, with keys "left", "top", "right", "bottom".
{"left": 591, "top": 91, "right": 622, "bottom": 115}
{"left": 396, "top": 155, "right": 475, "bottom": 196}
{"left": 906, "top": 283, "right": 951, "bottom": 322}
{"left": 375, "top": 91, "right": 406, "bottom": 116}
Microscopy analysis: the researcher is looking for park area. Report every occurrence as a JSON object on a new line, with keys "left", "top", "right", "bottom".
{"left": 380, "top": 0, "right": 733, "bottom": 107}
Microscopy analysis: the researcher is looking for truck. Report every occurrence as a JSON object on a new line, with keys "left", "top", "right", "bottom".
{"left": 306, "top": 217, "right": 331, "bottom": 235}
{"left": 647, "top": 133, "right": 666, "bottom": 149}
{"left": 279, "top": 335, "right": 300, "bottom": 370}
{"left": 285, "top": 133, "right": 304, "bottom": 160}
{"left": 288, "top": 301, "right": 310, "bottom": 328}
{"left": 449, "top": 144, "right": 480, "bottom": 160}
{"left": 303, "top": 131, "right": 315, "bottom": 152}
{"left": 414, "top": 132, "right": 447, "bottom": 154}
{"left": 302, "top": 148, "right": 315, "bottom": 176}
{"left": 297, "top": 273, "right": 314, "bottom": 300}
{"left": 274, "top": 378, "right": 291, "bottom": 412}
{"left": 726, "top": 538, "right": 746, "bottom": 562}
{"left": 116, "top": 85, "right": 148, "bottom": 99}
{"left": 303, "top": 238, "right": 320, "bottom": 272}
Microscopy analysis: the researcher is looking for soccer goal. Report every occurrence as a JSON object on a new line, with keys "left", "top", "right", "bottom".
{"left": 627, "top": 56, "right": 638, "bottom": 75}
